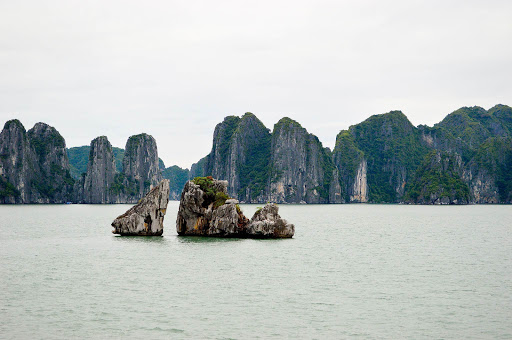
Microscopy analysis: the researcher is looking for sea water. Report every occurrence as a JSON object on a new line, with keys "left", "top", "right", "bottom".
{"left": 1, "top": 203, "right": 511, "bottom": 339}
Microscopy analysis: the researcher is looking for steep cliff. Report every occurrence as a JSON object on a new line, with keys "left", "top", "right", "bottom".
{"left": 75, "top": 136, "right": 117, "bottom": 203}
{"left": 0, "top": 120, "right": 74, "bottom": 203}
{"left": 332, "top": 130, "right": 367, "bottom": 203}
{"left": 333, "top": 111, "right": 429, "bottom": 203}
{"left": 110, "top": 133, "right": 162, "bottom": 203}
{"left": 189, "top": 156, "right": 207, "bottom": 179}
{"left": 464, "top": 137, "right": 512, "bottom": 203}
{"left": 404, "top": 151, "right": 470, "bottom": 204}
{"left": 205, "top": 113, "right": 271, "bottom": 202}
{"left": 26, "top": 123, "right": 75, "bottom": 203}
{"left": 0, "top": 120, "right": 36, "bottom": 203}
{"left": 418, "top": 105, "right": 512, "bottom": 203}
{"left": 268, "top": 118, "right": 337, "bottom": 203}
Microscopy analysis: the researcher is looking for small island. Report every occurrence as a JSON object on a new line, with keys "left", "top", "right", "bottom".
{"left": 176, "top": 176, "right": 294, "bottom": 238}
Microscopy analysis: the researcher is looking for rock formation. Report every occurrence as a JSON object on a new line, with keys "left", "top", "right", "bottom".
{"left": 193, "top": 113, "right": 341, "bottom": 203}
{"left": 120, "top": 133, "right": 162, "bottom": 198}
{"left": 0, "top": 120, "right": 74, "bottom": 203}
{"left": 75, "top": 136, "right": 117, "bottom": 203}
{"left": 245, "top": 203, "right": 295, "bottom": 238}
{"left": 176, "top": 177, "right": 294, "bottom": 238}
{"left": 0, "top": 120, "right": 36, "bottom": 203}
{"left": 204, "top": 113, "right": 272, "bottom": 202}
{"left": 2, "top": 103, "right": 512, "bottom": 205}
{"left": 333, "top": 111, "right": 429, "bottom": 203}
{"left": 112, "top": 179, "right": 170, "bottom": 236}
{"left": 268, "top": 118, "right": 338, "bottom": 204}
{"left": 404, "top": 151, "right": 470, "bottom": 204}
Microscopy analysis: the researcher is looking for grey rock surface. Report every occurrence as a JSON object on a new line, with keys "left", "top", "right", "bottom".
{"left": 122, "top": 133, "right": 162, "bottom": 197}
{"left": 75, "top": 136, "right": 116, "bottom": 203}
{"left": 246, "top": 203, "right": 295, "bottom": 238}
{"left": 176, "top": 178, "right": 293, "bottom": 238}
{"left": 269, "top": 117, "right": 336, "bottom": 204}
{"left": 205, "top": 113, "right": 271, "bottom": 202}
{"left": 0, "top": 120, "right": 74, "bottom": 203}
{"left": 112, "top": 179, "right": 170, "bottom": 236}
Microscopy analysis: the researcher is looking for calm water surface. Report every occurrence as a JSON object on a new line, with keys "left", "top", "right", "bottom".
{"left": 1, "top": 203, "right": 511, "bottom": 339}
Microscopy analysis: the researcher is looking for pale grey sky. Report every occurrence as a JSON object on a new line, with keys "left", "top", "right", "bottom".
{"left": 1, "top": 0, "right": 511, "bottom": 168}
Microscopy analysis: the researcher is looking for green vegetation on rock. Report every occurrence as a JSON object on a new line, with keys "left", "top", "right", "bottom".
{"left": 193, "top": 176, "right": 231, "bottom": 208}
{"left": 405, "top": 151, "right": 470, "bottom": 204}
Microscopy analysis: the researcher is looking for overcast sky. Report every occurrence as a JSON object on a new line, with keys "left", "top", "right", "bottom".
{"left": 1, "top": 0, "right": 511, "bottom": 168}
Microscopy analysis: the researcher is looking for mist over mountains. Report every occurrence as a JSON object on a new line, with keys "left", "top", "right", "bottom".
{"left": 1, "top": 104, "right": 511, "bottom": 204}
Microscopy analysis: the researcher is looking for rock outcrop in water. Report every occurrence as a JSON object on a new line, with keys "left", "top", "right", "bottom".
{"left": 0, "top": 120, "right": 74, "bottom": 203}
{"left": 245, "top": 203, "right": 295, "bottom": 238}
{"left": 176, "top": 177, "right": 294, "bottom": 238}
{"left": 112, "top": 179, "right": 170, "bottom": 235}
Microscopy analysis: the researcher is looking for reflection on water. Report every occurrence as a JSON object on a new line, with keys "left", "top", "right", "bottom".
{"left": 113, "top": 235, "right": 166, "bottom": 243}
{"left": 176, "top": 235, "right": 243, "bottom": 243}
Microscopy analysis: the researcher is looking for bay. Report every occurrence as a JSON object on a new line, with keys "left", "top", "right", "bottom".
{"left": 1, "top": 203, "right": 511, "bottom": 339}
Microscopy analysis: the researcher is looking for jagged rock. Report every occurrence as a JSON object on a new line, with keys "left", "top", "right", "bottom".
{"left": 110, "top": 133, "right": 163, "bottom": 203}
{"left": 0, "top": 120, "right": 35, "bottom": 203}
{"left": 75, "top": 136, "right": 116, "bottom": 203}
{"left": 246, "top": 203, "right": 294, "bottom": 238}
{"left": 205, "top": 113, "right": 271, "bottom": 202}
{"left": 112, "top": 179, "right": 170, "bottom": 236}
{"left": 176, "top": 177, "right": 293, "bottom": 238}
{"left": 269, "top": 117, "right": 336, "bottom": 204}
{"left": 0, "top": 120, "right": 74, "bottom": 203}
{"left": 405, "top": 151, "right": 470, "bottom": 204}
{"left": 176, "top": 179, "right": 230, "bottom": 236}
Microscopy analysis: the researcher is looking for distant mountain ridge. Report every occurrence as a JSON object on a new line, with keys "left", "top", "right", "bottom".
{"left": 1, "top": 104, "right": 511, "bottom": 204}
{"left": 191, "top": 105, "right": 512, "bottom": 204}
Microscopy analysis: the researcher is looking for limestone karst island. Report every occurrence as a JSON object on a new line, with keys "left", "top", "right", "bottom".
{"left": 1, "top": 105, "right": 511, "bottom": 206}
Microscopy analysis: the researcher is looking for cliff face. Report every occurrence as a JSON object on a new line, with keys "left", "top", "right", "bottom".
{"left": 26, "top": 123, "right": 74, "bottom": 203}
{"left": 100, "top": 134, "right": 162, "bottom": 203}
{"left": 2, "top": 104, "right": 511, "bottom": 205}
{"left": 332, "top": 130, "right": 367, "bottom": 203}
{"left": 333, "top": 111, "right": 429, "bottom": 203}
{"left": 0, "top": 120, "right": 36, "bottom": 203}
{"left": 205, "top": 113, "right": 271, "bottom": 202}
{"left": 76, "top": 136, "right": 116, "bottom": 203}
{"left": 404, "top": 151, "right": 470, "bottom": 204}
{"left": 72, "top": 133, "right": 163, "bottom": 203}
{"left": 108, "top": 133, "right": 163, "bottom": 203}
{"left": 268, "top": 118, "right": 337, "bottom": 203}
{"left": 198, "top": 113, "right": 341, "bottom": 203}
{"left": 0, "top": 120, "right": 74, "bottom": 203}
{"left": 122, "top": 133, "right": 162, "bottom": 194}
{"left": 418, "top": 105, "right": 512, "bottom": 203}
{"left": 189, "top": 156, "right": 207, "bottom": 179}
{"left": 463, "top": 137, "right": 512, "bottom": 203}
